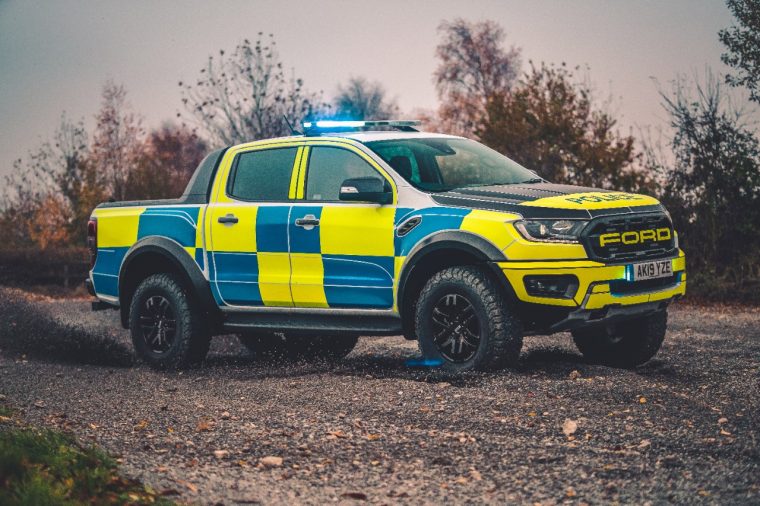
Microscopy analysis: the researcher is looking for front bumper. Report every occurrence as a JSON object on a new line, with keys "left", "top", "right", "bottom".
{"left": 498, "top": 250, "right": 686, "bottom": 310}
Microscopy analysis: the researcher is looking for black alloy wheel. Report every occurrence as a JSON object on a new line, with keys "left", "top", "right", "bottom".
{"left": 430, "top": 293, "right": 482, "bottom": 363}
{"left": 138, "top": 295, "right": 177, "bottom": 353}
{"left": 129, "top": 273, "right": 211, "bottom": 369}
{"left": 415, "top": 266, "right": 523, "bottom": 372}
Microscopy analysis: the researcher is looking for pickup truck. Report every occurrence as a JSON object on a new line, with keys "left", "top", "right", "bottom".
{"left": 87, "top": 120, "right": 685, "bottom": 372}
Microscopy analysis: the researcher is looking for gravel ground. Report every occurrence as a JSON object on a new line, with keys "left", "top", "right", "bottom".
{"left": 0, "top": 287, "right": 758, "bottom": 505}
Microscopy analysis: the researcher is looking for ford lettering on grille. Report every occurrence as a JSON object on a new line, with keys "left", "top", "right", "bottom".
{"left": 581, "top": 213, "right": 677, "bottom": 262}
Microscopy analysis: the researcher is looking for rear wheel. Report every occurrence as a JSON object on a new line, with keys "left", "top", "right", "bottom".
{"left": 415, "top": 266, "right": 522, "bottom": 372}
{"left": 129, "top": 273, "right": 210, "bottom": 369}
{"left": 572, "top": 310, "right": 667, "bottom": 367}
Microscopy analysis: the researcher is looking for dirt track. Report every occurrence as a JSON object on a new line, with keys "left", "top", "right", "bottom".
{"left": 0, "top": 288, "right": 758, "bottom": 504}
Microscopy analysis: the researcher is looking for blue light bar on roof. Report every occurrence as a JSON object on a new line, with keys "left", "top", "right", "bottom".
{"left": 303, "top": 120, "right": 367, "bottom": 128}
{"left": 301, "top": 119, "right": 421, "bottom": 134}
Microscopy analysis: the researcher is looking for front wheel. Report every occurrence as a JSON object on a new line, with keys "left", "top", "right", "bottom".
{"left": 414, "top": 266, "right": 523, "bottom": 372}
{"left": 129, "top": 273, "right": 210, "bottom": 369}
{"left": 572, "top": 310, "right": 667, "bottom": 367}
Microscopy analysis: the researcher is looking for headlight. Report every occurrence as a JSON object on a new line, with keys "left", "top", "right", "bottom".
{"left": 513, "top": 219, "right": 588, "bottom": 243}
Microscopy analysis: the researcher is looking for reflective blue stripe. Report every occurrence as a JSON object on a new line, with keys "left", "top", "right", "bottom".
{"left": 322, "top": 254, "right": 394, "bottom": 308}
{"left": 255, "top": 206, "right": 290, "bottom": 253}
{"left": 92, "top": 247, "right": 129, "bottom": 296}
{"left": 138, "top": 207, "right": 200, "bottom": 247}
{"left": 395, "top": 207, "right": 471, "bottom": 256}
{"left": 212, "top": 252, "right": 263, "bottom": 305}
{"left": 289, "top": 205, "right": 322, "bottom": 254}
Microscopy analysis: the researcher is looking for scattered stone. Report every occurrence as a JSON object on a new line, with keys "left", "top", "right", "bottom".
{"left": 562, "top": 419, "right": 578, "bottom": 436}
{"left": 260, "top": 456, "right": 283, "bottom": 468}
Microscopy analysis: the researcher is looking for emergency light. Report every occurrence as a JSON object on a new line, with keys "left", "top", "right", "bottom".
{"left": 302, "top": 119, "right": 421, "bottom": 134}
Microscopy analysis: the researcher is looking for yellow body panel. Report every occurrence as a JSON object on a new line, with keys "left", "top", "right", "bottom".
{"left": 499, "top": 250, "right": 686, "bottom": 308}
{"left": 319, "top": 205, "right": 396, "bottom": 256}
{"left": 209, "top": 205, "right": 257, "bottom": 253}
{"left": 93, "top": 207, "right": 145, "bottom": 248}
{"left": 290, "top": 253, "right": 329, "bottom": 308}
{"left": 256, "top": 252, "right": 293, "bottom": 306}
{"left": 392, "top": 255, "right": 406, "bottom": 311}
{"left": 459, "top": 209, "right": 520, "bottom": 251}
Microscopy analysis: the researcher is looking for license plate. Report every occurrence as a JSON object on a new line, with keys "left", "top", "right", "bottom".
{"left": 631, "top": 259, "right": 673, "bottom": 281}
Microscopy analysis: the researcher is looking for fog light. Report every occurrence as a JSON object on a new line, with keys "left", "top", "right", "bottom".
{"left": 524, "top": 275, "right": 579, "bottom": 299}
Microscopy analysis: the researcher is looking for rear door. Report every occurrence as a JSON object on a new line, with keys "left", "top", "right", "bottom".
{"left": 208, "top": 146, "right": 300, "bottom": 307}
{"left": 289, "top": 145, "right": 397, "bottom": 309}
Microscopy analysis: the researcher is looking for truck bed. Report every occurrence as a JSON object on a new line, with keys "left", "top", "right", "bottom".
{"left": 96, "top": 147, "right": 227, "bottom": 209}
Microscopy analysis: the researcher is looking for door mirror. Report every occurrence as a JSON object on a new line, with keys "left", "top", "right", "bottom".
{"left": 339, "top": 177, "right": 392, "bottom": 205}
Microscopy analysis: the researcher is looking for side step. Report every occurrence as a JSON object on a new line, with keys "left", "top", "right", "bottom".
{"left": 221, "top": 311, "right": 402, "bottom": 336}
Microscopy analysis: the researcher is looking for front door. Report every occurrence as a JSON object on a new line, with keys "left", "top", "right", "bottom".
{"left": 289, "top": 145, "right": 397, "bottom": 309}
{"left": 208, "top": 146, "right": 299, "bottom": 307}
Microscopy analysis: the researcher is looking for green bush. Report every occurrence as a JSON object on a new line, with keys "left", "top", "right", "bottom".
{"left": 0, "top": 426, "right": 171, "bottom": 505}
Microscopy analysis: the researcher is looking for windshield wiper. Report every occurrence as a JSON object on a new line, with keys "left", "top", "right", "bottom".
{"left": 519, "top": 178, "right": 545, "bottom": 184}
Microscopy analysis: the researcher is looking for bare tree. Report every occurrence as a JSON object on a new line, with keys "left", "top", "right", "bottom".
{"left": 434, "top": 19, "right": 522, "bottom": 136}
{"left": 90, "top": 81, "right": 144, "bottom": 202}
{"left": 180, "top": 34, "right": 322, "bottom": 146}
{"left": 333, "top": 77, "right": 399, "bottom": 120}
{"left": 720, "top": 0, "right": 760, "bottom": 103}
{"left": 648, "top": 72, "right": 760, "bottom": 288}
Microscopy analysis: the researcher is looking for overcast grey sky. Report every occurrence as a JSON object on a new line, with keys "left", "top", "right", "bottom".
{"left": 0, "top": 0, "right": 735, "bottom": 179}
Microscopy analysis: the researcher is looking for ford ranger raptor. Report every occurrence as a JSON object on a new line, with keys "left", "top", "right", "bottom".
{"left": 86, "top": 120, "right": 685, "bottom": 372}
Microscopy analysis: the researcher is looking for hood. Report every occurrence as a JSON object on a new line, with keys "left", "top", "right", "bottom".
{"left": 431, "top": 183, "right": 664, "bottom": 219}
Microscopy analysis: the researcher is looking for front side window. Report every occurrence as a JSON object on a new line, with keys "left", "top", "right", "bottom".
{"left": 305, "top": 147, "right": 382, "bottom": 201}
{"left": 367, "top": 137, "right": 537, "bottom": 192}
{"left": 228, "top": 147, "right": 298, "bottom": 201}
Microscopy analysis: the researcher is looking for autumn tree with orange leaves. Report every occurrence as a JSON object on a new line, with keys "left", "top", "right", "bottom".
{"left": 1, "top": 85, "right": 206, "bottom": 251}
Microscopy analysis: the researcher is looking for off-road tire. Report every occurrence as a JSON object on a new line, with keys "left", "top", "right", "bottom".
{"left": 415, "top": 266, "right": 522, "bottom": 372}
{"left": 572, "top": 310, "right": 667, "bottom": 367}
{"left": 129, "top": 273, "right": 210, "bottom": 369}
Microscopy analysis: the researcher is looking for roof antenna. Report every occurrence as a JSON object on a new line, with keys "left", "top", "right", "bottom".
{"left": 283, "top": 115, "right": 302, "bottom": 136}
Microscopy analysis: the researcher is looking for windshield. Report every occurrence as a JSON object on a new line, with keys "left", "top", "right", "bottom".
{"left": 365, "top": 137, "right": 539, "bottom": 192}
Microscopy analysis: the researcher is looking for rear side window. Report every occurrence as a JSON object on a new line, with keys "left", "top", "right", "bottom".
{"left": 228, "top": 147, "right": 297, "bottom": 201}
{"left": 305, "top": 147, "right": 381, "bottom": 201}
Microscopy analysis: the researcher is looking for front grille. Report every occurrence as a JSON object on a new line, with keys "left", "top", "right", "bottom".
{"left": 609, "top": 272, "right": 681, "bottom": 296}
{"left": 581, "top": 212, "right": 677, "bottom": 263}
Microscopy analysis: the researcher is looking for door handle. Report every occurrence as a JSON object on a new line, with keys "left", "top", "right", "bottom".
{"left": 218, "top": 213, "right": 239, "bottom": 224}
{"left": 295, "top": 214, "right": 320, "bottom": 230}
